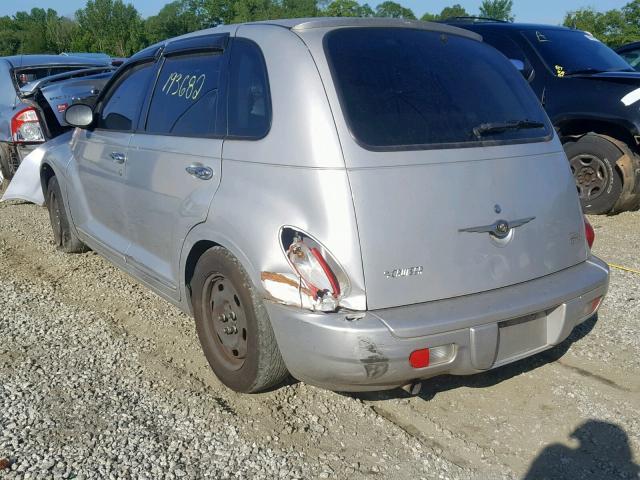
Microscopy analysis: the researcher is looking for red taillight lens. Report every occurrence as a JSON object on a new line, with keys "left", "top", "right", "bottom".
{"left": 584, "top": 216, "right": 595, "bottom": 249}
{"left": 287, "top": 240, "right": 340, "bottom": 299}
{"left": 409, "top": 349, "right": 430, "bottom": 369}
{"left": 11, "top": 107, "right": 44, "bottom": 143}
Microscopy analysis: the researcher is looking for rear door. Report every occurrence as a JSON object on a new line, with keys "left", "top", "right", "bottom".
{"left": 320, "top": 27, "right": 589, "bottom": 310}
{"left": 123, "top": 35, "right": 228, "bottom": 295}
{"left": 68, "top": 61, "right": 156, "bottom": 258}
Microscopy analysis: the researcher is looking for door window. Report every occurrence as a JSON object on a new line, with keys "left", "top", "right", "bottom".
{"left": 619, "top": 48, "right": 640, "bottom": 71}
{"left": 227, "top": 38, "right": 271, "bottom": 139}
{"left": 97, "top": 62, "right": 155, "bottom": 131}
{"left": 146, "top": 52, "right": 224, "bottom": 137}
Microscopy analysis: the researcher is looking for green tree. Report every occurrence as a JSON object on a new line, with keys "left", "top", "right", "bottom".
{"left": 421, "top": 4, "right": 469, "bottom": 22}
{"left": 231, "top": 0, "right": 272, "bottom": 23}
{"left": 273, "top": 0, "right": 321, "bottom": 18}
{"left": 74, "top": 0, "right": 144, "bottom": 56}
{"left": 374, "top": 1, "right": 416, "bottom": 19}
{"left": 145, "top": 0, "right": 205, "bottom": 44}
{"left": 324, "top": 0, "right": 372, "bottom": 17}
{"left": 0, "top": 16, "right": 21, "bottom": 55}
{"left": 564, "top": 1, "right": 640, "bottom": 47}
{"left": 439, "top": 4, "right": 469, "bottom": 20}
{"left": 479, "top": 0, "right": 514, "bottom": 21}
{"left": 420, "top": 12, "right": 438, "bottom": 21}
{"left": 46, "top": 15, "right": 78, "bottom": 53}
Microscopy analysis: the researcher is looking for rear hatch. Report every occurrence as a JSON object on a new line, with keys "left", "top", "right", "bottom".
{"left": 322, "top": 26, "right": 589, "bottom": 310}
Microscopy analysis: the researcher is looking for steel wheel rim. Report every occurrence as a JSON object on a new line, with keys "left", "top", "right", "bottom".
{"left": 205, "top": 274, "right": 248, "bottom": 371}
{"left": 569, "top": 153, "right": 609, "bottom": 201}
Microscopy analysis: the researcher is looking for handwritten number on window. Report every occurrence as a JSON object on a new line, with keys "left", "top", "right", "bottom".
{"left": 161, "top": 72, "right": 207, "bottom": 100}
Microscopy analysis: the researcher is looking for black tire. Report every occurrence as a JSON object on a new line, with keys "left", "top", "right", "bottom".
{"left": 192, "top": 247, "right": 288, "bottom": 393}
{"left": 564, "top": 134, "right": 623, "bottom": 215}
{"left": 46, "top": 176, "right": 88, "bottom": 253}
{"left": 0, "top": 144, "right": 19, "bottom": 180}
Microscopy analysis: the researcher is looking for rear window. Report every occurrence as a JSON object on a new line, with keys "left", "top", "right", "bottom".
{"left": 324, "top": 28, "right": 551, "bottom": 150}
{"left": 14, "top": 67, "right": 87, "bottom": 87}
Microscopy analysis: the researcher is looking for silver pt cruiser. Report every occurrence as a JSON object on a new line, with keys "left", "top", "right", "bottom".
{"left": 42, "top": 18, "right": 609, "bottom": 393}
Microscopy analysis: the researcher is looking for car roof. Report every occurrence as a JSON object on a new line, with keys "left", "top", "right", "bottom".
{"left": 151, "top": 17, "right": 481, "bottom": 50}
{"left": 0, "top": 54, "right": 110, "bottom": 68}
{"left": 125, "top": 17, "right": 482, "bottom": 66}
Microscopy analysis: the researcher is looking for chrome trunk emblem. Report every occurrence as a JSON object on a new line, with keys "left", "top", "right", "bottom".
{"left": 459, "top": 217, "right": 535, "bottom": 239}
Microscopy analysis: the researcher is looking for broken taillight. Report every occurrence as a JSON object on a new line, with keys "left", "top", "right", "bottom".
{"left": 584, "top": 216, "right": 595, "bottom": 249}
{"left": 11, "top": 107, "right": 44, "bottom": 143}
{"left": 288, "top": 239, "right": 340, "bottom": 299}
{"left": 282, "top": 229, "right": 349, "bottom": 312}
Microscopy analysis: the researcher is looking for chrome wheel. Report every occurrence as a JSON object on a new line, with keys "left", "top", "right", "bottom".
{"left": 205, "top": 274, "right": 248, "bottom": 371}
{"left": 570, "top": 153, "right": 609, "bottom": 201}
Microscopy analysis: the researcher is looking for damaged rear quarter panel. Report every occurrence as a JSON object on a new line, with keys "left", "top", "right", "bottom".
{"left": 179, "top": 25, "right": 366, "bottom": 315}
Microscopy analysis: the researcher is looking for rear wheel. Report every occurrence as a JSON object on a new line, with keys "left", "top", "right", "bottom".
{"left": 192, "top": 247, "right": 288, "bottom": 393}
{"left": 46, "top": 176, "right": 88, "bottom": 253}
{"left": 0, "top": 144, "right": 19, "bottom": 180}
{"left": 564, "top": 134, "right": 623, "bottom": 215}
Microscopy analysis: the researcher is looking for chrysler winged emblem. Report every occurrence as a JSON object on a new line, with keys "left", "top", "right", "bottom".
{"left": 459, "top": 217, "right": 535, "bottom": 239}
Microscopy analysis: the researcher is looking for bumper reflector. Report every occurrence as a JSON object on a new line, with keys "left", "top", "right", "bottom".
{"left": 409, "top": 349, "right": 430, "bottom": 369}
{"left": 409, "top": 344, "right": 455, "bottom": 369}
{"left": 583, "top": 296, "right": 603, "bottom": 317}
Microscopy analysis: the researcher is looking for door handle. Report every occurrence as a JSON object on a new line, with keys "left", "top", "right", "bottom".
{"left": 186, "top": 164, "right": 214, "bottom": 180}
{"left": 110, "top": 152, "right": 126, "bottom": 164}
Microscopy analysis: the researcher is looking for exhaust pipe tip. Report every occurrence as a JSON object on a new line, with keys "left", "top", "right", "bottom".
{"left": 401, "top": 381, "right": 422, "bottom": 396}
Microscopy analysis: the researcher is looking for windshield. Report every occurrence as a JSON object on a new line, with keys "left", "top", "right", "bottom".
{"left": 523, "top": 29, "right": 633, "bottom": 76}
{"left": 324, "top": 28, "right": 551, "bottom": 150}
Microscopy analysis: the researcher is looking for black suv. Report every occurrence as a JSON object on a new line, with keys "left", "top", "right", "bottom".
{"left": 446, "top": 18, "right": 640, "bottom": 214}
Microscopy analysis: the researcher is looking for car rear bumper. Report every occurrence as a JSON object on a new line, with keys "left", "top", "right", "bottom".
{"left": 266, "top": 256, "right": 609, "bottom": 392}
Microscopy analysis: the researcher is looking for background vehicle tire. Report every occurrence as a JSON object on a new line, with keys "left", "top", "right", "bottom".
{"left": 46, "top": 176, "right": 88, "bottom": 253}
{"left": 192, "top": 246, "right": 289, "bottom": 393}
{"left": 563, "top": 134, "right": 623, "bottom": 214}
{"left": 0, "top": 144, "right": 19, "bottom": 180}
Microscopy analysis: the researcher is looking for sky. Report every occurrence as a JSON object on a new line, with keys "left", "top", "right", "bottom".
{"left": 0, "top": 0, "right": 632, "bottom": 25}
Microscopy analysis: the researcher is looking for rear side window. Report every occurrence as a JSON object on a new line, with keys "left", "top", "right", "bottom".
{"left": 146, "top": 52, "right": 223, "bottom": 137}
{"left": 98, "top": 62, "right": 155, "bottom": 131}
{"left": 324, "top": 28, "right": 551, "bottom": 150}
{"left": 227, "top": 38, "right": 271, "bottom": 139}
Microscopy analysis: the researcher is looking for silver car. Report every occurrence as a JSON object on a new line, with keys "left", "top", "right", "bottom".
{"left": 42, "top": 18, "right": 609, "bottom": 393}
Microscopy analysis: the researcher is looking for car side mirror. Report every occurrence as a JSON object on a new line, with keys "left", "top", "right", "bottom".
{"left": 510, "top": 58, "right": 535, "bottom": 82}
{"left": 510, "top": 59, "right": 525, "bottom": 72}
{"left": 65, "top": 103, "right": 94, "bottom": 128}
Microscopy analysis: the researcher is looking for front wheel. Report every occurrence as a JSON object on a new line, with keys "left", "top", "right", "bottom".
{"left": 564, "top": 134, "right": 623, "bottom": 215}
{"left": 191, "top": 247, "right": 288, "bottom": 393}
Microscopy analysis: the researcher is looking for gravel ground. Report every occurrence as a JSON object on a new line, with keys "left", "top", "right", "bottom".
{"left": 0, "top": 183, "right": 638, "bottom": 479}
